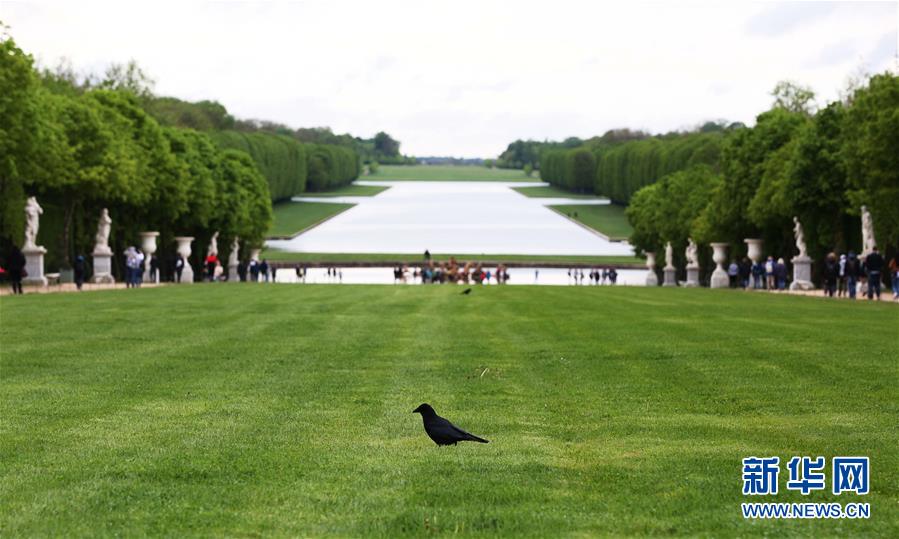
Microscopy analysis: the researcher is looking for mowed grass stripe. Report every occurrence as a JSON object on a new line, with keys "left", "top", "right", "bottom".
{"left": 1, "top": 286, "right": 896, "bottom": 536}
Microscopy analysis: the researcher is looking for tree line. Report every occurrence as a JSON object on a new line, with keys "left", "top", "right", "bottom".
{"left": 626, "top": 76, "right": 898, "bottom": 279}
{"left": 0, "top": 31, "right": 362, "bottom": 276}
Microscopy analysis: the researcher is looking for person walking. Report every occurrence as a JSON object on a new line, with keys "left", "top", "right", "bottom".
{"left": 751, "top": 259, "right": 764, "bottom": 289}
{"left": 259, "top": 259, "right": 270, "bottom": 282}
{"left": 845, "top": 251, "right": 860, "bottom": 300}
{"left": 889, "top": 253, "right": 899, "bottom": 300}
{"left": 174, "top": 254, "right": 184, "bottom": 283}
{"left": 248, "top": 258, "right": 259, "bottom": 282}
{"left": 6, "top": 245, "right": 25, "bottom": 294}
{"left": 823, "top": 253, "right": 839, "bottom": 297}
{"left": 73, "top": 255, "right": 86, "bottom": 291}
{"left": 205, "top": 252, "right": 218, "bottom": 282}
{"left": 864, "top": 246, "right": 884, "bottom": 300}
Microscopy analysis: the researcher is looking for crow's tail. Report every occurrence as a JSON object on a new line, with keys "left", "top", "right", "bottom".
{"left": 467, "top": 433, "right": 489, "bottom": 443}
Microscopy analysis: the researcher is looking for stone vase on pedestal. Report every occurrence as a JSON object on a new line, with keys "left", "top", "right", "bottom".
{"left": 685, "top": 265, "right": 700, "bottom": 287}
{"left": 644, "top": 252, "right": 658, "bottom": 287}
{"left": 710, "top": 243, "right": 730, "bottom": 289}
{"left": 91, "top": 246, "right": 115, "bottom": 284}
{"left": 140, "top": 231, "right": 159, "bottom": 284}
{"left": 22, "top": 246, "right": 48, "bottom": 286}
{"left": 175, "top": 236, "right": 194, "bottom": 284}
{"left": 790, "top": 256, "right": 814, "bottom": 290}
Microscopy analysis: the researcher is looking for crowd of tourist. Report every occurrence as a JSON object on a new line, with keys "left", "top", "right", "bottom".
{"left": 567, "top": 267, "right": 618, "bottom": 285}
{"left": 394, "top": 258, "right": 510, "bottom": 284}
{"left": 725, "top": 247, "right": 897, "bottom": 300}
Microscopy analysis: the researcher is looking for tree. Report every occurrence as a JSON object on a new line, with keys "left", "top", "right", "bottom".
{"left": 771, "top": 80, "right": 817, "bottom": 115}
{"left": 373, "top": 131, "right": 400, "bottom": 157}
{"left": 841, "top": 73, "right": 899, "bottom": 250}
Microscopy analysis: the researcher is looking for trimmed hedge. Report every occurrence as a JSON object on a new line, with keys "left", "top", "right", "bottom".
{"left": 209, "top": 131, "right": 308, "bottom": 202}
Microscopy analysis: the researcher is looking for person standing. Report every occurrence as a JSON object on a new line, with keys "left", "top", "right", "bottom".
{"left": 248, "top": 258, "right": 259, "bottom": 282}
{"left": 864, "top": 246, "right": 884, "bottom": 300}
{"left": 205, "top": 252, "right": 218, "bottom": 282}
{"left": 259, "top": 259, "right": 270, "bottom": 282}
{"left": 6, "top": 245, "right": 25, "bottom": 294}
{"left": 73, "top": 255, "right": 86, "bottom": 291}
{"left": 728, "top": 260, "right": 739, "bottom": 288}
{"left": 889, "top": 253, "right": 899, "bottom": 300}
{"left": 823, "top": 253, "right": 838, "bottom": 297}
{"left": 174, "top": 254, "right": 184, "bottom": 283}
{"left": 837, "top": 254, "right": 848, "bottom": 297}
{"left": 738, "top": 257, "right": 751, "bottom": 289}
{"left": 845, "top": 252, "right": 860, "bottom": 299}
{"left": 765, "top": 256, "right": 775, "bottom": 290}
{"left": 751, "top": 259, "right": 764, "bottom": 289}
{"left": 774, "top": 258, "right": 787, "bottom": 290}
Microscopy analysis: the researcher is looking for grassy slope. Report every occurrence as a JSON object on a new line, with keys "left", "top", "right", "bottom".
{"left": 269, "top": 201, "right": 354, "bottom": 238}
{"left": 301, "top": 184, "right": 390, "bottom": 197}
{"left": 374, "top": 165, "right": 537, "bottom": 181}
{"left": 2, "top": 286, "right": 897, "bottom": 537}
{"left": 512, "top": 185, "right": 605, "bottom": 199}
{"left": 260, "top": 250, "right": 641, "bottom": 266}
{"left": 550, "top": 203, "right": 634, "bottom": 241}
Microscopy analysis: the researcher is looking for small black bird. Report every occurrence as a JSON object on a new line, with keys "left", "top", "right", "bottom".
{"left": 413, "top": 403, "right": 489, "bottom": 445}
{"left": 461, "top": 288, "right": 472, "bottom": 295}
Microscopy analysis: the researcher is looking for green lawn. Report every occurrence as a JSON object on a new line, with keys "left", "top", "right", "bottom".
{"left": 550, "top": 203, "right": 634, "bottom": 241}
{"left": 269, "top": 201, "right": 354, "bottom": 238}
{"left": 512, "top": 185, "right": 606, "bottom": 199}
{"left": 373, "top": 165, "right": 537, "bottom": 181}
{"left": 260, "top": 250, "right": 642, "bottom": 266}
{"left": 2, "top": 286, "right": 896, "bottom": 536}
{"left": 300, "top": 184, "right": 390, "bottom": 197}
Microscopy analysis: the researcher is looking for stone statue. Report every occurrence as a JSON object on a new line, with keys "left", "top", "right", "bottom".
{"left": 94, "top": 208, "right": 112, "bottom": 254}
{"left": 228, "top": 236, "right": 240, "bottom": 267}
{"left": 664, "top": 241, "right": 674, "bottom": 268}
{"left": 686, "top": 237, "right": 699, "bottom": 268}
{"left": 24, "top": 196, "right": 43, "bottom": 249}
{"left": 861, "top": 205, "right": 876, "bottom": 254}
{"left": 207, "top": 231, "right": 219, "bottom": 257}
{"left": 793, "top": 216, "right": 807, "bottom": 258}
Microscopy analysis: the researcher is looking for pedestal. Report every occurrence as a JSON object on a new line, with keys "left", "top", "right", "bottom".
{"left": 228, "top": 263, "right": 239, "bottom": 282}
{"left": 140, "top": 231, "right": 159, "bottom": 284}
{"left": 685, "top": 265, "right": 700, "bottom": 287}
{"left": 710, "top": 242, "right": 729, "bottom": 289}
{"left": 91, "top": 248, "right": 115, "bottom": 283}
{"left": 662, "top": 267, "right": 677, "bottom": 287}
{"left": 22, "top": 246, "right": 48, "bottom": 286}
{"left": 175, "top": 236, "right": 194, "bottom": 284}
{"left": 790, "top": 255, "right": 814, "bottom": 290}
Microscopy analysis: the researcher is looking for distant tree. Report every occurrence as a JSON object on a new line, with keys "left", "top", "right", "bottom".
{"left": 771, "top": 81, "right": 817, "bottom": 115}
{"left": 373, "top": 131, "right": 400, "bottom": 157}
{"left": 96, "top": 60, "right": 155, "bottom": 99}
{"left": 523, "top": 163, "right": 533, "bottom": 177}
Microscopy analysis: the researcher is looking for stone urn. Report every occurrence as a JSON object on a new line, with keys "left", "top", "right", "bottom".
{"left": 644, "top": 251, "right": 658, "bottom": 287}
{"left": 140, "top": 231, "right": 159, "bottom": 283}
{"left": 174, "top": 236, "right": 194, "bottom": 283}
{"left": 710, "top": 242, "right": 729, "bottom": 289}
{"left": 744, "top": 238, "right": 763, "bottom": 268}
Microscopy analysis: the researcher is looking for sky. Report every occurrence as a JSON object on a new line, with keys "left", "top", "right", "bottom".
{"left": 3, "top": 1, "right": 897, "bottom": 157}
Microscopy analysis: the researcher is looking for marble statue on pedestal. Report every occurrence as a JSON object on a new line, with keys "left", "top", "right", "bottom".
{"left": 94, "top": 209, "right": 112, "bottom": 255}
{"left": 793, "top": 216, "right": 807, "bottom": 258}
{"left": 684, "top": 237, "right": 699, "bottom": 287}
{"left": 22, "top": 197, "right": 48, "bottom": 286}
{"left": 228, "top": 236, "right": 240, "bottom": 282}
{"left": 790, "top": 216, "right": 813, "bottom": 290}
{"left": 662, "top": 241, "right": 677, "bottom": 286}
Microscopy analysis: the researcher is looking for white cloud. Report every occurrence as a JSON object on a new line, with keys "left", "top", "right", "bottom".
{"left": 3, "top": 0, "right": 896, "bottom": 157}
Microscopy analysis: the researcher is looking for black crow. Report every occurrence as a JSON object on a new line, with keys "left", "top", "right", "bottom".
{"left": 412, "top": 403, "right": 489, "bottom": 445}
{"left": 461, "top": 288, "right": 472, "bottom": 295}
